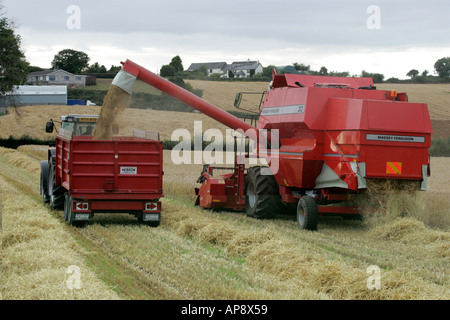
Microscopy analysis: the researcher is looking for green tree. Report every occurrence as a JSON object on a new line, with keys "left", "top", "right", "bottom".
{"left": 86, "top": 62, "right": 107, "bottom": 73}
{"left": 262, "top": 65, "right": 276, "bottom": 77}
{"left": 27, "top": 65, "right": 43, "bottom": 73}
{"left": 169, "top": 55, "right": 184, "bottom": 73}
{"left": 361, "top": 70, "right": 384, "bottom": 83}
{"left": 406, "top": 69, "right": 419, "bottom": 79}
{"left": 160, "top": 64, "right": 176, "bottom": 77}
{"left": 319, "top": 66, "right": 328, "bottom": 76}
{"left": 434, "top": 57, "right": 450, "bottom": 78}
{"left": 293, "top": 62, "right": 310, "bottom": 72}
{"left": 108, "top": 65, "right": 121, "bottom": 74}
{"left": 51, "top": 49, "right": 90, "bottom": 74}
{"left": 0, "top": 6, "right": 28, "bottom": 96}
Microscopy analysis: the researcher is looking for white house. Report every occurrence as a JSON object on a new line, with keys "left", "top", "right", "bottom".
{"left": 225, "top": 60, "right": 264, "bottom": 78}
{"left": 187, "top": 60, "right": 264, "bottom": 78}
{"left": 26, "top": 69, "right": 87, "bottom": 87}
{"left": 186, "top": 62, "right": 228, "bottom": 76}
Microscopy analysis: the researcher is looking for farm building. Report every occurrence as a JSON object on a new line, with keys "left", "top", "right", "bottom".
{"left": 187, "top": 60, "right": 264, "bottom": 78}
{"left": 225, "top": 60, "right": 263, "bottom": 78}
{"left": 186, "top": 62, "right": 227, "bottom": 76}
{"left": 26, "top": 69, "right": 87, "bottom": 87}
{"left": 0, "top": 85, "right": 68, "bottom": 108}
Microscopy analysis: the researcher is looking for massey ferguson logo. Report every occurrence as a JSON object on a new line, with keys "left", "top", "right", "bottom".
{"left": 366, "top": 134, "right": 425, "bottom": 143}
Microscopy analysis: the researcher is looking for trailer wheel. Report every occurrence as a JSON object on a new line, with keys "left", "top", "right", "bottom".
{"left": 48, "top": 160, "right": 64, "bottom": 210}
{"left": 297, "top": 196, "right": 318, "bottom": 231}
{"left": 66, "top": 196, "right": 87, "bottom": 228}
{"left": 245, "top": 166, "right": 281, "bottom": 219}
{"left": 137, "top": 212, "right": 160, "bottom": 227}
{"left": 40, "top": 161, "right": 49, "bottom": 204}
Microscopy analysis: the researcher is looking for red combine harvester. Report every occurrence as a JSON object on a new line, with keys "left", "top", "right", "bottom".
{"left": 41, "top": 114, "right": 163, "bottom": 227}
{"left": 112, "top": 60, "right": 432, "bottom": 230}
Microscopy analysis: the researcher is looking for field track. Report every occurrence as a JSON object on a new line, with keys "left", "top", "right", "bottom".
{"left": 1, "top": 146, "right": 449, "bottom": 300}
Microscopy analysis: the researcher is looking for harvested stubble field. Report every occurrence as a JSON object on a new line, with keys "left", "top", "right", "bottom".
{"left": 0, "top": 145, "right": 449, "bottom": 300}
{"left": 1, "top": 80, "right": 449, "bottom": 300}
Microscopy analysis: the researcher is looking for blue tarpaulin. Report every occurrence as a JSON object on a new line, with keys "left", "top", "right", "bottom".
{"left": 67, "top": 99, "right": 86, "bottom": 105}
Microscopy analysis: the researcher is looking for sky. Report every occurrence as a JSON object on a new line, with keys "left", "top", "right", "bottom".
{"left": 2, "top": 0, "right": 450, "bottom": 79}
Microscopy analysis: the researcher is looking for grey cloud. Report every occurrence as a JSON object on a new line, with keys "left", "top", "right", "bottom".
{"left": 6, "top": 0, "right": 449, "bottom": 47}
{"left": 3, "top": 0, "right": 449, "bottom": 78}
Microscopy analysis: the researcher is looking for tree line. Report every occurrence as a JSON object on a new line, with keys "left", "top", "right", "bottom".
{"left": 159, "top": 56, "right": 450, "bottom": 84}
{"left": 47, "top": 50, "right": 450, "bottom": 85}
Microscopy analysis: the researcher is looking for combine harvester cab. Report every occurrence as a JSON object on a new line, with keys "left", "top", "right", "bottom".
{"left": 40, "top": 114, "right": 163, "bottom": 227}
{"left": 106, "top": 60, "right": 432, "bottom": 231}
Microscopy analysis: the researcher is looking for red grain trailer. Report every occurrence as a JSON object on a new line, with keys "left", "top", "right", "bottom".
{"left": 40, "top": 115, "right": 163, "bottom": 227}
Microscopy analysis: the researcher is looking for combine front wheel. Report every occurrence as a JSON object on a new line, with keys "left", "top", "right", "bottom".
{"left": 245, "top": 166, "right": 281, "bottom": 219}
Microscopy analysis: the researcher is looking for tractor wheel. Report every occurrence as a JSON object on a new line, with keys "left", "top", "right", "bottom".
{"left": 67, "top": 196, "right": 87, "bottom": 228}
{"left": 40, "top": 160, "right": 50, "bottom": 204}
{"left": 245, "top": 166, "right": 281, "bottom": 219}
{"left": 48, "top": 160, "right": 64, "bottom": 210}
{"left": 64, "top": 194, "right": 70, "bottom": 221}
{"left": 297, "top": 196, "right": 318, "bottom": 231}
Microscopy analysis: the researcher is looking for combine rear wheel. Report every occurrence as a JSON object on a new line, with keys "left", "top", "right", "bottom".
{"left": 245, "top": 166, "right": 281, "bottom": 219}
{"left": 297, "top": 196, "right": 318, "bottom": 231}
